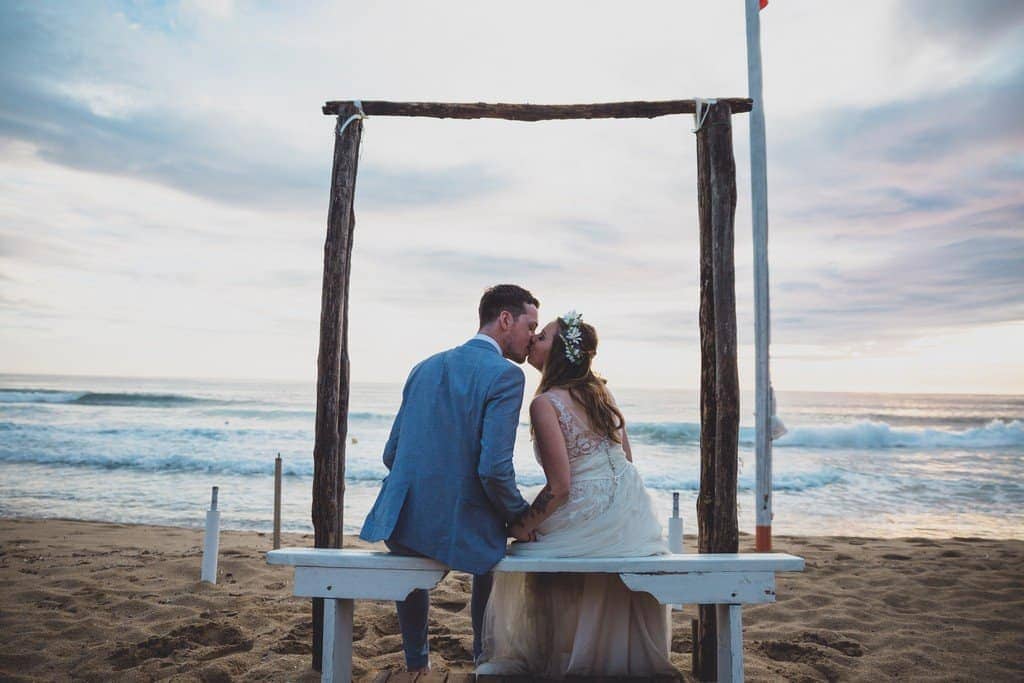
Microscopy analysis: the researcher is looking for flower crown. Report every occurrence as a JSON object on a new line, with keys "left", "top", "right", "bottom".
{"left": 560, "top": 309, "right": 585, "bottom": 365}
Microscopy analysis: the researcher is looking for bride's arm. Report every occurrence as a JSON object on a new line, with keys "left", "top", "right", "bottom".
{"left": 509, "top": 396, "right": 571, "bottom": 540}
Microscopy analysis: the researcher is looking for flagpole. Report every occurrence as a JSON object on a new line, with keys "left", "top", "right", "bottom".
{"left": 745, "top": 0, "right": 774, "bottom": 552}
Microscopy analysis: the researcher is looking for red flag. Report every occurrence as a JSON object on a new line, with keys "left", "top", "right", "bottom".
{"left": 760, "top": 0, "right": 768, "bottom": 8}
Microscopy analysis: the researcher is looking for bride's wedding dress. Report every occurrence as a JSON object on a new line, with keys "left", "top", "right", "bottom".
{"left": 476, "top": 392, "right": 675, "bottom": 678}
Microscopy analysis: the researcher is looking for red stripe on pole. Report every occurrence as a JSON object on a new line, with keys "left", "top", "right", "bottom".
{"left": 756, "top": 526, "right": 772, "bottom": 551}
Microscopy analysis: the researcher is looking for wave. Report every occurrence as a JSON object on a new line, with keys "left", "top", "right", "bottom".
{"left": 0, "top": 389, "right": 85, "bottom": 404}
{"left": 0, "top": 448, "right": 378, "bottom": 479}
{"left": 0, "top": 422, "right": 310, "bottom": 443}
{"left": 629, "top": 418, "right": 1024, "bottom": 450}
{"left": 0, "top": 444, "right": 843, "bottom": 493}
{"left": 75, "top": 392, "right": 217, "bottom": 407}
{"left": 637, "top": 469, "right": 843, "bottom": 493}
{"left": 0, "top": 389, "right": 395, "bottom": 421}
{"left": 777, "top": 419, "right": 1024, "bottom": 450}
{"left": 0, "top": 389, "right": 218, "bottom": 407}
{"left": 629, "top": 421, "right": 703, "bottom": 445}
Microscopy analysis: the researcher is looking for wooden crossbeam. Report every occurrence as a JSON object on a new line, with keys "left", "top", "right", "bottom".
{"left": 322, "top": 99, "right": 752, "bottom": 119}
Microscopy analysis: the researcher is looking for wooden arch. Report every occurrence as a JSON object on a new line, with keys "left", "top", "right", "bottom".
{"left": 312, "top": 98, "right": 748, "bottom": 679}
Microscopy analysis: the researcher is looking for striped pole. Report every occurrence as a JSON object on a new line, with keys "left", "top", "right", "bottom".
{"left": 745, "top": 0, "right": 774, "bottom": 551}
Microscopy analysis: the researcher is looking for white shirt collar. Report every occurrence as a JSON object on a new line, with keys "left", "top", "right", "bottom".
{"left": 472, "top": 333, "right": 503, "bottom": 356}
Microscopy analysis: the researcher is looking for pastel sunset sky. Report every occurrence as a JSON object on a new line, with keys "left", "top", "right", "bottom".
{"left": 1, "top": 1, "right": 1022, "bottom": 393}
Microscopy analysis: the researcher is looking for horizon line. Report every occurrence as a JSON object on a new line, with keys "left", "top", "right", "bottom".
{"left": 1, "top": 371, "right": 1022, "bottom": 399}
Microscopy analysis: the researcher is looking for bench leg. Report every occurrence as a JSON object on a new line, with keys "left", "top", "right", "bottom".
{"left": 715, "top": 603, "right": 743, "bottom": 683}
{"left": 321, "top": 598, "right": 354, "bottom": 683}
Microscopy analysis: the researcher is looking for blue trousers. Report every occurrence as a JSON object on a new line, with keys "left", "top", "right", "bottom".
{"left": 386, "top": 539, "right": 493, "bottom": 669}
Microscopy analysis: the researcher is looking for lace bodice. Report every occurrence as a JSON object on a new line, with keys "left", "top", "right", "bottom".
{"left": 547, "top": 394, "right": 613, "bottom": 460}
{"left": 534, "top": 392, "right": 631, "bottom": 526}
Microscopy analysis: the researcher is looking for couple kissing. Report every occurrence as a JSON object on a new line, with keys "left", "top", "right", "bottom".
{"left": 359, "top": 284, "right": 674, "bottom": 678}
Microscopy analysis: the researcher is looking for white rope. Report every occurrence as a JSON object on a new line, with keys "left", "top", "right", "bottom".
{"left": 337, "top": 99, "right": 367, "bottom": 137}
{"left": 692, "top": 98, "right": 718, "bottom": 133}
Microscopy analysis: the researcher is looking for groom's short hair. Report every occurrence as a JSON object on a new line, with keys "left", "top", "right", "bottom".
{"left": 478, "top": 284, "right": 539, "bottom": 327}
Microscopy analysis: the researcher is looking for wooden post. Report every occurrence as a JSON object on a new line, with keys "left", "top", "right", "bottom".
{"left": 312, "top": 104, "right": 362, "bottom": 671}
{"left": 694, "top": 100, "right": 740, "bottom": 682}
{"left": 273, "top": 453, "right": 282, "bottom": 550}
{"left": 323, "top": 98, "right": 753, "bottom": 119}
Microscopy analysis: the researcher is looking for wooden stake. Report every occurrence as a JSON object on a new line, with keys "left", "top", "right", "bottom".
{"left": 694, "top": 101, "right": 740, "bottom": 682}
{"left": 273, "top": 454, "right": 282, "bottom": 550}
{"left": 312, "top": 104, "right": 362, "bottom": 671}
{"left": 709, "top": 101, "right": 740, "bottom": 557}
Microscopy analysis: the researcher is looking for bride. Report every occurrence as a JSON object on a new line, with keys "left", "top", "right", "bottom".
{"left": 476, "top": 310, "right": 676, "bottom": 678}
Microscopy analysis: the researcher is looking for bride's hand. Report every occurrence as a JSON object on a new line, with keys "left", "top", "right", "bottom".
{"left": 509, "top": 523, "right": 536, "bottom": 543}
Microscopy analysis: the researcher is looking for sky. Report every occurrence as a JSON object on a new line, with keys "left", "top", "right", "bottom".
{"left": 1, "top": 1, "right": 1022, "bottom": 394}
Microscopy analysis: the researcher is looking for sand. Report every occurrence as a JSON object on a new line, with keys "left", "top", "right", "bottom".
{"left": 0, "top": 517, "right": 1021, "bottom": 682}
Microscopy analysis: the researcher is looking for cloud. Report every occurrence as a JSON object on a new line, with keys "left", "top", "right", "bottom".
{"left": 390, "top": 248, "right": 562, "bottom": 279}
{"left": 0, "top": 3, "right": 509, "bottom": 212}
{"left": 772, "top": 234, "right": 1024, "bottom": 347}
{"left": 0, "top": 229, "right": 83, "bottom": 267}
{"left": 358, "top": 164, "right": 507, "bottom": 209}
{"left": 760, "top": 48, "right": 1024, "bottom": 353}
{"left": 0, "top": 74, "right": 507, "bottom": 211}
{"left": 902, "top": 0, "right": 1024, "bottom": 47}
{"left": 599, "top": 308, "right": 700, "bottom": 345}
{"left": 774, "top": 63, "right": 1023, "bottom": 182}
{"left": 1, "top": 1, "right": 1022, "bottom": 389}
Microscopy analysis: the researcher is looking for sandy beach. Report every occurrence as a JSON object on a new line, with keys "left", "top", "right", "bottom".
{"left": 0, "top": 517, "right": 1021, "bottom": 682}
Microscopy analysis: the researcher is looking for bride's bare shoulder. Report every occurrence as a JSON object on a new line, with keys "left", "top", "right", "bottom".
{"left": 534, "top": 388, "right": 574, "bottom": 410}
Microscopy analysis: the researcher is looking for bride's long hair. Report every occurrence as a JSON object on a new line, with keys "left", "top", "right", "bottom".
{"left": 537, "top": 318, "right": 625, "bottom": 443}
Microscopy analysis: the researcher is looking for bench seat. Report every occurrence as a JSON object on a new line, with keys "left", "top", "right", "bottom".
{"left": 267, "top": 548, "right": 804, "bottom": 683}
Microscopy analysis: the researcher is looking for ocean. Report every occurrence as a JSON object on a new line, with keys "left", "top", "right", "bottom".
{"left": 1, "top": 373, "right": 1022, "bottom": 540}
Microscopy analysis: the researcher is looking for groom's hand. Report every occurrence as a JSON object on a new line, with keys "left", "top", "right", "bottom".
{"left": 508, "top": 522, "right": 535, "bottom": 543}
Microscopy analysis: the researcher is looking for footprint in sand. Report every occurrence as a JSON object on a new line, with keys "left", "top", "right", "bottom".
{"left": 108, "top": 635, "right": 192, "bottom": 669}
{"left": 431, "top": 634, "right": 472, "bottom": 661}
{"left": 272, "top": 621, "right": 314, "bottom": 655}
{"left": 760, "top": 630, "right": 864, "bottom": 664}
{"left": 108, "top": 622, "right": 252, "bottom": 669}
{"left": 435, "top": 597, "right": 468, "bottom": 613}
{"left": 801, "top": 630, "right": 865, "bottom": 657}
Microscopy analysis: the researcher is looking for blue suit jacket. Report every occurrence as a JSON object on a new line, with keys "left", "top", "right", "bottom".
{"left": 359, "top": 338, "right": 531, "bottom": 574}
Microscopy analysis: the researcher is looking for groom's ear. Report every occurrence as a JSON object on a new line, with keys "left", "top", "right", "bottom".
{"left": 497, "top": 310, "right": 513, "bottom": 330}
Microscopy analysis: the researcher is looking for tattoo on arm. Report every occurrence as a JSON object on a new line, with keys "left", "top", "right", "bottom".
{"left": 510, "top": 485, "right": 553, "bottom": 529}
{"left": 530, "top": 486, "right": 554, "bottom": 514}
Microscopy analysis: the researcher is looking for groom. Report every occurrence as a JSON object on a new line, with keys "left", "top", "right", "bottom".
{"left": 359, "top": 284, "right": 539, "bottom": 672}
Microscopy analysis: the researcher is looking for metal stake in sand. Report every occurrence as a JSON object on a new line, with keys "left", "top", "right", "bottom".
{"left": 669, "top": 492, "right": 684, "bottom": 554}
{"left": 201, "top": 486, "right": 220, "bottom": 584}
{"left": 668, "top": 492, "right": 685, "bottom": 611}
{"left": 273, "top": 454, "right": 282, "bottom": 550}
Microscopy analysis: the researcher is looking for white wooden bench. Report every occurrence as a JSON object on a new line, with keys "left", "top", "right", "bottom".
{"left": 267, "top": 548, "right": 804, "bottom": 683}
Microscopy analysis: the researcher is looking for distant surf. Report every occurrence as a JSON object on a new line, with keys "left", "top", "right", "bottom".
{"left": 628, "top": 419, "right": 1024, "bottom": 450}
{"left": 0, "top": 442, "right": 843, "bottom": 493}
{"left": 0, "top": 388, "right": 217, "bottom": 407}
{"left": 3, "top": 376, "right": 1023, "bottom": 539}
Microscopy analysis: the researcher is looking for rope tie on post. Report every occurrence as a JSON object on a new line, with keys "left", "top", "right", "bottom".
{"left": 337, "top": 99, "right": 367, "bottom": 138}
{"left": 692, "top": 98, "right": 718, "bottom": 133}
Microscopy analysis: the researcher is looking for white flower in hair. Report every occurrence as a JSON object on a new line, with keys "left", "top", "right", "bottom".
{"left": 562, "top": 309, "right": 582, "bottom": 326}
{"left": 559, "top": 309, "right": 585, "bottom": 364}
